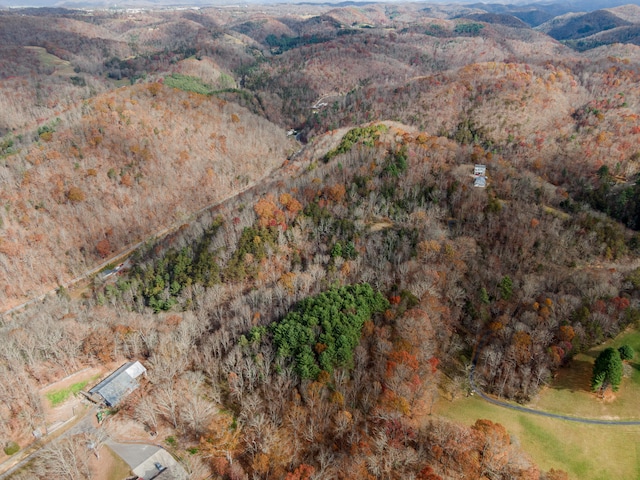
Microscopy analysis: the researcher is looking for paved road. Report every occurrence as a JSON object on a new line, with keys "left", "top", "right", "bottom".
{"left": 0, "top": 406, "right": 98, "bottom": 479}
{"left": 469, "top": 341, "right": 640, "bottom": 426}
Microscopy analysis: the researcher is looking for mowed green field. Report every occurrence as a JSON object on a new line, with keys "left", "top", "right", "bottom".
{"left": 532, "top": 329, "right": 640, "bottom": 419}
{"left": 435, "top": 396, "right": 640, "bottom": 480}
{"left": 435, "top": 329, "right": 640, "bottom": 480}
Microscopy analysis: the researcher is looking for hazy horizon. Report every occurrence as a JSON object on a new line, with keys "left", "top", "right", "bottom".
{"left": 3, "top": 0, "right": 640, "bottom": 12}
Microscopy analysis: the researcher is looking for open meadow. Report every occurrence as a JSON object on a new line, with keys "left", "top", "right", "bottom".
{"left": 436, "top": 328, "right": 640, "bottom": 479}
{"left": 435, "top": 396, "right": 640, "bottom": 480}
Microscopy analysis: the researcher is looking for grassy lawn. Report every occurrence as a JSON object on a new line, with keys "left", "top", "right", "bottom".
{"left": 45, "top": 375, "right": 100, "bottom": 406}
{"left": 164, "top": 73, "right": 213, "bottom": 95}
{"left": 23, "top": 46, "right": 75, "bottom": 76}
{"left": 435, "top": 396, "right": 640, "bottom": 480}
{"left": 530, "top": 328, "right": 640, "bottom": 419}
{"left": 436, "top": 328, "right": 640, "bottom": 479}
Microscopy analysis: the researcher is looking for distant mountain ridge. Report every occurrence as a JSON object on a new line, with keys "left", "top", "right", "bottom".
{"left": 531, "top": 4, "right": 640, "bottom": 49}
{"left": 545, "top": 9, "right": 632, "bottom": 39}
{"left": 1, "top": 0, "right": 639, "bottom": 12}
{"left": 462, "top": 12, "right": 531, "bottom": 28}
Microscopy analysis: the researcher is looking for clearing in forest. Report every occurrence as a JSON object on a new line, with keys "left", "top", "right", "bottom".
{"left": 435, "top": 328, "right": 640, "bottom": 479}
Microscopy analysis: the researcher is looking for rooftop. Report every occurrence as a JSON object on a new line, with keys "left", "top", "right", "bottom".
{"left": 88, "top": 361, "right": 146, "bottom": 407}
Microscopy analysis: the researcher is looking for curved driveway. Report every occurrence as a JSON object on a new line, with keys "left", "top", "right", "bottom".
{"left": 469, "top": 340, "right": 640, "bottom": 426}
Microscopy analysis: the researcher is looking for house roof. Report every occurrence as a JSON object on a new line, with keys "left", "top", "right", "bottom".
{"left": 108, "top": 442, "right": 186, "bottom": 480}
{"left": 474, "top": 176, "right": 487, "bottom": 188}
{"left": 89, "top": 361, "right": 146, "bottom": 407}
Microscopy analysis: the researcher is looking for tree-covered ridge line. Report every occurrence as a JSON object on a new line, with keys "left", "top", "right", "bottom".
{"left": 323, "top": 123, "right": 388, "bottom": 162}
{"left": 254, "top": 283, "right": 389, "bottom": 379}
{"left": 89, "top": 115, "right": 640, "bottom": 415}
{"left": 264, "top": 33, "right": 332, "bottom": 53}
{"left": 0, "top": 77, "right": 291, "bottom": 310}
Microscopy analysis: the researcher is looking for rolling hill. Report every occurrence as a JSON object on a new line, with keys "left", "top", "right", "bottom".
{"left": 543, "top": 9, "right": 632, "bottom": 40}
{"left": 2, "top": 3, "right": 640, "bottom": 480}
{"left": 0, "top": 81, "right": 294, "bottom": 310}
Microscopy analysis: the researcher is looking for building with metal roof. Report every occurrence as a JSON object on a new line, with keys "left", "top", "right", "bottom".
{"left": 88, "top": 361, "right": 146, "bottom": 407}
{"left": 473, "top": 164, "right": 487, "bottom": 188}
{"left": 474, "top": 164, "right": 486, "bottom": 176}
{"left": 474, "top": 176, "right": 487, "bottom": 188}
{"left": 108, "top": 441, "right": 187, "bottom": 480}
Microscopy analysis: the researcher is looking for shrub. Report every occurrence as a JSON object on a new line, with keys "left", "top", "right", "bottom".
{"left": 4, "top": 441, "right": 20, "bottom": 456}
{"left": 618, "top": 344, "right": 635, "bottom": 361}
{"left": 66, "top": 186, "right": 86, "bottom": 203}
{"left": 96, "top": 238, "right": 111, "bottom": 258}
{"left": 591, "top": 347, "right": 623, "bottom": 392}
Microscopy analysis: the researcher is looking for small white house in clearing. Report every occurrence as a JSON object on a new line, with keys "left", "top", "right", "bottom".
{"left": 474, "top": 164, "right": 487, "bottom": 188}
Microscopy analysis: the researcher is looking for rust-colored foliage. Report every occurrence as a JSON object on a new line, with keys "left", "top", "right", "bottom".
{"left": 428, "top": 356, "right": 440, "bottom": 374}
{"left": 285, "top": 464, "right": 315, "bottom": 480}
{"left": 254, "top": 195, "right": 286, "bottom": 228}
{"left": 389, "top": 295, "right": 401, "bottom": 305}
{"left": 147, "top": 82, "right": 162, "bottom": 97}
{"left": 612, "top": 296, "right": 630, "bottom": 311}
{"left": 388, "top": 350, "right": 419, "bottom": 371}
{"left": 251, "top": 453, "right": 270, "bottom": 476}
{"left": 82, "top": 327, "right": 115, "bottom": 363}
{"left": 512, "top": 331, "right": 532, "bottom": 362}
{"left": 417, "top": 465, "right": 443, "bottom": 480}
{"left": 66, "top": 186, "right": 86, "bottom": 202}
{"left": 558, "top": 325, "right": 575, "bottom": 343}
{"left": 325, "top": 183, "right": 346, "bottom": 203}
{"left": 279, "top": 192, "right": 303, "bottom": 215}
{"left": 200, "top": 412, "right": 240, "bottom": 458}
{"left": 120, "top": 173, "right": 133, "bottom": 187}
{"left": 95, "top": 238, "right": 111, "bottom": 258}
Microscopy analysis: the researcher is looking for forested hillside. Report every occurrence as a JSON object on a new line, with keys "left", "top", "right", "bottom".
{"left": 1, "top": 3, "right": 640, "bottom": 479}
